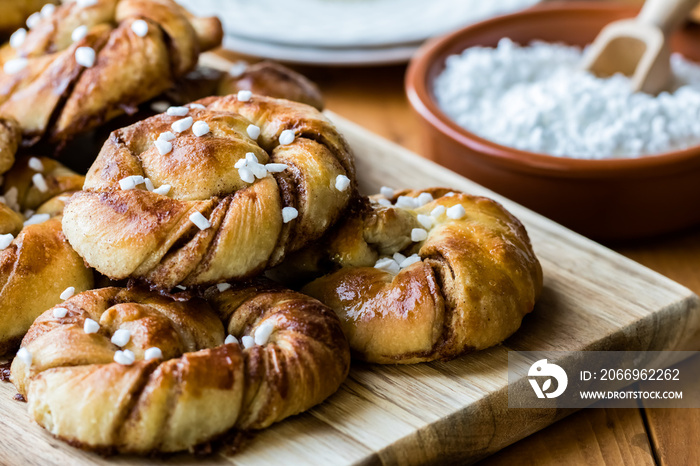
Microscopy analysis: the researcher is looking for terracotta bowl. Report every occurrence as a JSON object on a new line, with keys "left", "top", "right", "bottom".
{"left": 406, "top": 1, "right": 700, "bottom": 240}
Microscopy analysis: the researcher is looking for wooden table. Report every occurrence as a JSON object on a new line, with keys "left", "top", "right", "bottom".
{"left": 289, "top": 63, "right": 700, "bottom": 466}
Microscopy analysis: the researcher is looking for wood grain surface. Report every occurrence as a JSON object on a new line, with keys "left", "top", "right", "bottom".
{"left": 1, "top": 113, "right": 699, "bottom": 465}
{"left": 638, "top": 354, "right": 700, "bottom": 466}
{"left": 480, "top": 407, "right": 656, "bottom": 465}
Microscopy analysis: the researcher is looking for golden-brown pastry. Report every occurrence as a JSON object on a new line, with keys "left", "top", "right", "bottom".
{"left": 165, "top": 59, "right": 324, "bottom": 111}
{"left": 0, "top": 156, "right": 93, "bottom": 355}
{"left": 0, "top": 0, "right": 222, "bottom": 147}
{"left": 0, "top": 116, "right": 20, "bottom": 174}
{"left": 11, "top": 283, "right": 350, "bottom": 454}
{"left": 0, "top": 117, "right": 22, "bottom": 233}
{"left": 0, "top": 1, "right": 56, "bottom": 38}
{"left": 218, "top": 61, "right": 324, "bottom": 111}
{"left": 0, "top": 213, "right": 94, "bottom": 356}
{"left": 2, "top": 154, "right": 84, "bottom": 212}
{"left": 63, "top": 94, "right": 356, "bottom": 289}
{"left": 0, "top": 201, "right": 23, "bottom": 235}
{"left": 282, "top": 188, "right": 543, "bottom": 364}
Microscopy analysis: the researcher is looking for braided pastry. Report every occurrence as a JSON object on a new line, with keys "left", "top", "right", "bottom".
{"left": 0, "top": 0, "right": 222, "bottom": 147}
{"left": 0, "top": 156, "right": 93, "bottom": 355}
{"left": 63, "top": 94, "right": 356, "bottom": 289}
{"left": 11, "top": 283, "right": 350, "bottom": 454}
{"left": 282, "top": 188, "right": 543, "bottom": 364}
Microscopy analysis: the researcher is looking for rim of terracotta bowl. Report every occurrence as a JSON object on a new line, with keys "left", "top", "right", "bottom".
{"left": 406, "top": 1, "right": 700, "bottom": 179}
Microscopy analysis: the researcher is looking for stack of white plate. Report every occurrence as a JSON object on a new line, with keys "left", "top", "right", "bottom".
{"left": 176, "top": 0, "right": 542, "bottom": 66}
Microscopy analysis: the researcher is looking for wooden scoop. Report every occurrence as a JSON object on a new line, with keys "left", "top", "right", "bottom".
{"left": 582, "top": 0, "right": 699, "bottom": 94}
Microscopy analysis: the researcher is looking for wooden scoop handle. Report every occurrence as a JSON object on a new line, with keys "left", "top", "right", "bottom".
{"left": 638, "top": 0, "right": 699, "bottom": 34}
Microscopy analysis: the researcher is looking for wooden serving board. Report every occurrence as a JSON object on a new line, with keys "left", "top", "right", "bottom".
{"left": 1, "top": 113, "right": 699, "bottom": 465}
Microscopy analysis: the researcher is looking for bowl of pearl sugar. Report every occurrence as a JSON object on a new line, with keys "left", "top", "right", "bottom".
{"left": 406, "top": 1, "right": 700, "bottom": 240}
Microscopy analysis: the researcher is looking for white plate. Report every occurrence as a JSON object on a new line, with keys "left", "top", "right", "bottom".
{"left": 222, "top": 35, "right": 421, "bottom": 67}
{"left": 178, "top": 0, "right": 541, "bottom": 49}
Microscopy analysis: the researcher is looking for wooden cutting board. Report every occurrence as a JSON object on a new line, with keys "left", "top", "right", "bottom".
{"left": 1, "top": 113, "right": 699, "bottom": 465}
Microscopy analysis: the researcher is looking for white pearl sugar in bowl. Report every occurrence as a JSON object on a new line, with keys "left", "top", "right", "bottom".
{"left": 434, "top": 38, "right": 700, "bottom": 159}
